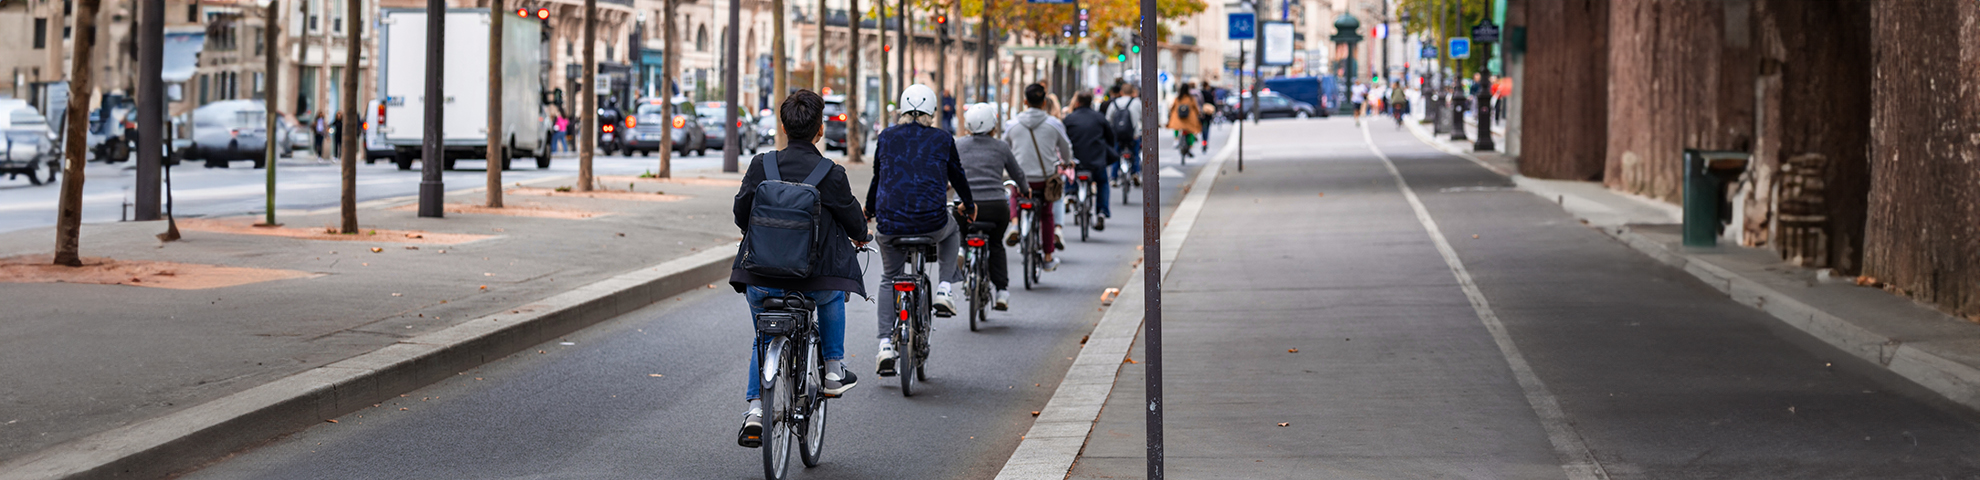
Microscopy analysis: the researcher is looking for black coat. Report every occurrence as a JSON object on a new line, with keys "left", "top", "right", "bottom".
{"left": 729, "top": 142, "right": 873, "bottom": 297}
{"left": 1062, "top": 106, "right": 1118, "bottom": 174}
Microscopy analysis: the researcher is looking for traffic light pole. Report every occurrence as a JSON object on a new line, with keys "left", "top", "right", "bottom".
{"left": 1138, "top": 4, "right": 1164, "bottom": 480}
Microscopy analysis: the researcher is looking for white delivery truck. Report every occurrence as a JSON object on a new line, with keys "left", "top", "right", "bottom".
{"left": 377, "top": 8, "right": 547, "bottom": 170}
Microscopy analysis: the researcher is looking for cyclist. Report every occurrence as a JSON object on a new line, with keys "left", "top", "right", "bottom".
{"left": 1061, "top": 92, "right": 1118, "bottom": 231}
{"left": 1002, "top": 83, "right": 1074, "bottom": 271}
{"left": 955, "top": 103, "right": 1029, "bottom": 311}
{"left": 1107, "top": 84, "right": 1144, "bottom": 190}
{"left": 865, "top": 83, "right": 976, "bottom": 376}
{"left": 729, "top": 89, "right": 869, "bottom": 447}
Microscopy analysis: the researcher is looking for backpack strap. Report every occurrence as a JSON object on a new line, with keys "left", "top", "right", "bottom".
{"left": 761, "top": 151, "right": 782, "bottom": 182}
{"left": 801, "top": 156, "right": 834, "bottom": 186}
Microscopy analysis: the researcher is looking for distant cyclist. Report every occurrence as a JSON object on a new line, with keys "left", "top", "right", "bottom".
{"left": 956, "top": 103, "right": 1029, "bottom": 310}
{"left": 866, "top": 84, "right": 976, "bottom": 376}
{"left": 1062, "top": 92, "right": 1118, "bottom": 230}
{"left": 728, "top": 89, "right": 868, "bottom": 447}
{"left": 1003, "top": 83, "right": 1074, "bottom": 271}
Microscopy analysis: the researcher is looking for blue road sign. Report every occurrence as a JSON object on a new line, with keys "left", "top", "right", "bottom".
{"left": 1449, "top": 37, "right": 1472, "bottom": 59}
{"left": 1229, "top": 13, "right": 1256, "bottom": 40}
{"left": 1420, "top": 45, "right": 1436, "bottom": 59}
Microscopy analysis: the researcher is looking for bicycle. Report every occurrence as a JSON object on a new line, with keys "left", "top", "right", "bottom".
{"left": 751, "top": 289, "right": 836, "bottom": 480}
{"left": 1114, "top": 157, "right": 1133, "bottom": 206}
{"left": 1015, "top": 193, "right": 1045, "bottom": 290}
{"left": 883, "top": 236, "right": 938, "bottom": 396}
{"left": 959, "top": 220, "right": 997, "bottom": 331}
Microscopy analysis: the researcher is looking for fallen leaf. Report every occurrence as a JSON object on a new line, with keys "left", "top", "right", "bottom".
{"left": 1031, "top": 411, "right": 1041, "bottom": 416}
{"left": 405, "top": 233, "right": 424, "bottom": 239}
{"left": 1471, "top": 234, "right": 1479, "bottom": 239}
{"left": 400, "top": 408, "right": 409, "bottom": 411}
{"left": 649, "top": 374, "right": 665, "bottom": 377}
{"left": 707, "top": 284, "right": 717, "bottom": 289}
{"left": 484, "top": 272, "right": 495, "bottom": 276}
{"left": 538, "top": 350, "right": 546, "bottom": 354}
{"left": 1277, "top": 422, "right": 1290, "bottom": 427}
{"left": 405, "top": 246, "right": 419, "bottom": 250}
{"left": 370, "top": 247, "right": 383, "bottom": 253}
{"left": 325, "top": 419, "right": 338, "bottom": 423}
{"left": 479, "top": 285, "right": 488, "bottom": 290}
{"left": 616, "top": 233, "right": 626, "bottom": 237}
{"left": 391, "top": 293, "right": 403, "bottom": 297}
{"left": 1288, "top": 348, "right": 1299, "bottom": 353}
{"left": 1124, "top": 358, "right": 1138, "bottom": 364}
{"left": 1317, "top": 192, "right": 1325, "bottom": 197}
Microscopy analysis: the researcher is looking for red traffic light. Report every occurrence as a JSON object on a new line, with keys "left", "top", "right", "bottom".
{"left": 936, "top": 14, "right": 946, "bottom": 24}
{"left": 516, "top": 7, "right": 527, "bottom": 17}
{"left": 536, "top": 8, "right": 549, "bottom": 20}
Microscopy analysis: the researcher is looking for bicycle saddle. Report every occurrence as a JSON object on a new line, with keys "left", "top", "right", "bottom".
{"left": 888, "top": 236, "right": 938, "bottom": 246}
{"left": 760, "top": 293, "right": 814, "bottom": 311}
{"left": 966, "top": 222, "right": 999, "bottom": 233}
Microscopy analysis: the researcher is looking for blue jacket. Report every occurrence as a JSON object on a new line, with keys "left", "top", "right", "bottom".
{"left": 866, "top": 122, "right": 975, "bottom": 235}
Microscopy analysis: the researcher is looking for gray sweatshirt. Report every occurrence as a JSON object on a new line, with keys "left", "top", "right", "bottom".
{"left": 954, "top": 134, "right": 1028, "bottom": 202}
{"left": 1001, "top": 108, "right": 1074, "bottom": 179}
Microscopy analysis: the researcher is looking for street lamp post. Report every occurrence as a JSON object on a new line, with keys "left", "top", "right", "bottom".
{"left": 418, "top": 0, "right": 446, "bottom": 216}
{"left": 1447, "top": 0, "right": 1466, "bottom": 142}
{"left": 1330, "top": 13, "right": 1362, "bottom": 115}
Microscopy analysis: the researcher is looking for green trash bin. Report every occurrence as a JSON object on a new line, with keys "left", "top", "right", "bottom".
{"left": 1682, "top": 149, "right": 1751, "bottom": 247}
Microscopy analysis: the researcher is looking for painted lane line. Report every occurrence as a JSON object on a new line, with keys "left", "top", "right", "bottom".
{"left": 1362, "top": 124, "right": 1611, "bottom": 480}
{"left": 992, "top": 132, "right": 1240, "bottom": 480}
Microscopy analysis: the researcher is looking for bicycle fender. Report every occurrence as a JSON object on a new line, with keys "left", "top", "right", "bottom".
{"left": 762, "top": 338, "right": 787, "bottom": 386}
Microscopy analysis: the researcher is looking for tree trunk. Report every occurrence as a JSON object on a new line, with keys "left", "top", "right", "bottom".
{"left": 1517, "top": 0, "right": 1607, "bottom": 181}
{"left": 486, "top": 0, "right": 505, "bottom": 207}
{"left": 1748, "top": 0, "right": 1872, "bottom": 271}
{"left": 579, "top": 0, "right": 597, "bottom": 191}
{"left": 339, "top": 0, "right": 362, "bottom": 231}
{"left": 846, "top": 0, "right": 862, "bottom": 163}
{"left": 1604, "top": 0, "right": 1755, "bottom": 203}
{"left": 773, "top": 0, "right": 788, "bottom": 149}
{"left": 265, "top": 0, "right": 282, "bottom": 226}
{"left": 659, "top": 0, "right": 675, "bottom": 178}
{"left": 1862, "top": 0, "right": 1980, "bottom": 320}
{"left": 52, "top": 0, "right": 100, "bottom": 267}
{"left": 816, "top": 0, "right": 826, "bottom": 92}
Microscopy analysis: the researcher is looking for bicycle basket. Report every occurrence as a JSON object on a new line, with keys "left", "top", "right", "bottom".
{"left": 753, "top": 311, "right": 807, "bottom": 336}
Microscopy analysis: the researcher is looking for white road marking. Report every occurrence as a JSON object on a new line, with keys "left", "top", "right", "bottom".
{"left": 1362, "top": 124, "right": 1611, "bottom": 480}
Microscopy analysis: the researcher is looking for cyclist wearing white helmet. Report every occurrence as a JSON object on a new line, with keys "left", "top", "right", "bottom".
{"left": 955, "top": 103, "right": 1030, "bottom": 310}
{"left": 864, "top": 84, "right": 976, "bottom": 376}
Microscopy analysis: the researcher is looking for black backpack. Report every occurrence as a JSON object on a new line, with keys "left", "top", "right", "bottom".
{"left": 1108, "top": 99, "right": 1136, "bottom": 139}
{"left": 740, "top": 151, "right": 836, "bottom": 279}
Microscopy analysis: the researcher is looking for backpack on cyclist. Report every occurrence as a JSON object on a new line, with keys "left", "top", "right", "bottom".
{"left": 1108, "top": 99, "right": 1136, "bottom": 140}
{"left": 740, "top": 151, "right": 836, "bottom": 279}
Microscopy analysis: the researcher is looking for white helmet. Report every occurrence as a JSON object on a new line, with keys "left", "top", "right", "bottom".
{"left": 898, "top": 84, "right": 938, "bottom": 116}
{"left": 963, "top": 103, "right": 999, "bottom": 134}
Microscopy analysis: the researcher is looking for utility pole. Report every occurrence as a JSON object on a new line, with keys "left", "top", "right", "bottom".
{"left": 263, "top": 0, "right": 281, "bottom": 226}
{"left": 578, "top": 0, "right": 598, "bottom": 187}
{"left": 723, "top": 0, "right": 740, "bottom": 172}
{"left": 1137, "top": 0, "right": 1163, "bottom": 476}
{"left": 815, "top": 0, "right": 826, "bottom": 92}
{"left": 660, "top": 0, "right": 676, "bottom": 177}
{"left": 487, "top": 0, "right": 506, "bottom": 207}
{"left": 847, "top": 0, "right": 862, "bottom": 163}
{"left": 135, "top": 0, "right": 162, "bottom": 221}
{"left": 417, "top": 0, "right": 446, "bottom": 216}
{"left": 1471, "top": 0, "right": 1494, "bottom": 151}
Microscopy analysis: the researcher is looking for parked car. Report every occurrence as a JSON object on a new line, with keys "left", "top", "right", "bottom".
{"left": 624, "top": 97, "right": 706, "bottom": 156}
{"left": 822, "top": 95, "right": 849, "bottom": 151}
{"left": 1, "top": 106, "right": 59, "bottom": 185}
{"left": 696, "top": 101, "right": 759, "bottom": 154}
{"left": 183, "top": 100, "right": 281, "bottom": 168}
{"left": 755, "top": 109, "right": 777, "bottom": 147}
{"left": 1225, "top": 91, "right": 1318, "bottom": 121}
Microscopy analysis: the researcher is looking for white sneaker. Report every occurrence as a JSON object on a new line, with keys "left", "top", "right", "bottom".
{"left": 1043, "top": 258, "right": 1061, "bottom": 272}
{"left": 993, "top": 289, "right": 1010, "bottom": 311}
{"left": 876, "top": 340, "right": 899, "bottom": 377}
{"left": 932, "top": 290, "right": 957, "bottom": 318}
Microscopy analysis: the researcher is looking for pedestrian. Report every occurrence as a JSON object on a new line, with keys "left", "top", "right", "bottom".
{"left": 1107, "top": 84, "right": 1143, "bottom": 189}
{"left": 1166, "top": 83, "right": 1203, "bottom": 161}
{"left": 954, "top": 103, "right": 1028, "bottom": 311}
{"left": 312, "top": 113, "right": 325, "bottom": 157}
{"left": 1351, "top": 81, "right": 1368, "bottom": 126}
{"left": 866, "top": 83, "right": 977, "bottom": 373}
{"left": 329, "top": 111, "right": 344, "bottom": 159}
{"left": 1002, "top": 82, "right": 1075, "bottom": 268}
{"left": 1198, "top": 82, "right": 1216, "bottom": 152}
{"left": 728, "top": 89, "right": 869, "bottom": 448}
{"left": 553, "top": 113, "right": 569, "bottom": 153}
{"left": 940, "top": 93, "right": 957, "bottom": 134}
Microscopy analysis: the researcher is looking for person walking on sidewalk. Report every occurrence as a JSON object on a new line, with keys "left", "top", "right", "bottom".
{"left": 728, "top": 89, "right": 870, "bottom": 447}
{"left": 866, "top": 84, "right": 977, "bottom": 376}
{"left": 1198, "top": 82, "right": 1217, "bottom": 152}
{"left": 1063, "top": 92, "right": 1118, "bottom": 230}
{"left": 1350, "top": 80, "right": 1369, "bottom": 126}
{"left": 1166, "top": 83, "right": 1203, "bottom": 161}
{"left": 955, "top": 103, "right": 1029, "bottom": 311}
{"left": 1004, "top": 82, "right": 1075, "bottom": 269}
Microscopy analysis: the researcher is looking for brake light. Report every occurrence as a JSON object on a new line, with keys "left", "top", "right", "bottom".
{"left": 602, "top": 124, "right": 615, "bottom": 133}
{"left": 626, "top": 116, "right": 637, "bottom": 128}
{"left": 673, "top": 116, "right": 686, "bottom": 129}
{"left": 1018, "top": 201, "right": 1034, "bottom": 209}
{"left": 1077, "top": 175, "right": 1089, "bottom": 181}
{"left": 230, "top": 129, "right": 239, "bottom": 138}
{"left": 362, "top": 121, "right": 369, "bottom": 131}
{"left": 892, "top": 282, "right": 916, "bottom": 292}
{"left": 966, "top": 237, "right": 987, "bottom": 247}
{"left": 737, "top": 120, "right": 744, "bottom": 128}
{"left": 376, "top": 102, "right": 386, "bottom": 126}
{"left": 832, "top": 114, "right": 846, "bottom": 122}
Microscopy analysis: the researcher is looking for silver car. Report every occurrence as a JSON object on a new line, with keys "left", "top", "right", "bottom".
{"left": 185, "top": 100, "right": 283, "bottom": 168}
{"left": 1, "top": 107, "right": 59, "bottom": 185}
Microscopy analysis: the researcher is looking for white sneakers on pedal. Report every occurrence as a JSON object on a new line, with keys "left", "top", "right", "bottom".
{"left": 1043, "top": 258, "right": 1061, "bottom": 272}
{"left": 738, "top": 408, "right": 764, "bottom": 448}
{"left": 994, "top": 289, "right": 1010, "bottom": 311}
{"left": 932, "top": 289, "right": 957, "bottom": 317}
{"left": 876, "top": 339, "right": 899, "bottom": 377}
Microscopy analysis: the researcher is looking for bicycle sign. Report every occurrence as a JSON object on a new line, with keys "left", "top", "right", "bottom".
{"left": 1228, "top": 13, "right": 1255, "bottom": 40}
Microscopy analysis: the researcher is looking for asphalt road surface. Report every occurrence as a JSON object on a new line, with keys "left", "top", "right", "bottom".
{"left": 180, "top": 126, "right": 1229, "bottom": 479}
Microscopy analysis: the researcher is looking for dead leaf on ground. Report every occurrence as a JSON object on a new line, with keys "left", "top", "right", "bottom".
{"left": 1288, "top": 348, "right": 1299, "bottom": 353}
{"left": 649, "top": 374, "right": 665, "bottom": 377}
{"left": 370, "top": 247, "right": 383, "bottom": 253}
{"left": 325, "top": 419, "right": 339, "bottom": 423}
{"left": 1277, "top": 422, "right": 1290, "bottom": 427}
{"left": 1124, "top": 358, "right": 1138, "bottom": 364}
{"left": 1031, "top": 411, "right": 1041, "bottom": 416}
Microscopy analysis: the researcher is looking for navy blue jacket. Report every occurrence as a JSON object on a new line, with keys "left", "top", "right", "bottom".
{"left": 865, "top": 122, "right": 975, "bottom": 235}
{"left": 1063, "top": 106, "right": 1118, "bottom": 174}
{"left": 730, "top": 142, "right": 872, "bottom": 297}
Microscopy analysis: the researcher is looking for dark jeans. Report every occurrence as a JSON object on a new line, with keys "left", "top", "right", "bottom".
{"left": 968, "top": 200, "right": 1012, "bottom": 290}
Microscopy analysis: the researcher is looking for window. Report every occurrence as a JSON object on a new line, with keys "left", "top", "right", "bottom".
{"left": 187, "top": 4, "right": 198, "bottom": 23}
{"left": 33, "top": 18, "right": 45, "bottom": 49}
{"left": 198, "top": 75, "right": 209, "bottom": 105}
{"left": 696, "top": 25, "right": 707, "bottom": 52}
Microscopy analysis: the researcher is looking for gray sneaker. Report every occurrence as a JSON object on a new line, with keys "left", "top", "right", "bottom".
{"left": 823, "top": 369, "right": 858, "bottom": 397}
{"left": 737, "top": 410, "right": 764, "bottom": 448}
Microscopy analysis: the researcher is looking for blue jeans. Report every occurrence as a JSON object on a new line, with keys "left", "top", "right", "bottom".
{"left": 1084, "top": 169, "right": 1111, "bottom": 218}
{"left": 744, "top": 286, "right": 846, "bottom": 401}
{"left": 1112, "top": 138, "right": 1143, "bottom": 179}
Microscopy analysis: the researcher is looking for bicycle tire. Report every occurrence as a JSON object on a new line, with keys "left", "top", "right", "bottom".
{"left": 1120, "top": 167, "right": 1133, "bottom": 205}
{"left": 967, "top": 254, "right": 983, "bottom": 332}
{"left": 915, "top": 292, "right": 931, "bottom": 382}
{"left": 898, "top": 320, "right": 917, "bottom": 396}
{"left": 1079, "top": 190, "right": 1091, "bottom": 242}
{"left": 761, "top": 338, "right": 795, "bottom": 480}
{"left": 798, "top": 339, "right": 828, "bottom": 467}
{"left": 1021, "top": 229, "right": 1035, "bottom": 291}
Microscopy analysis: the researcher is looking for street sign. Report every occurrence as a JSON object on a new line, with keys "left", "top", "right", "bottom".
{"left": 1420, "top": 45, "right": 1436, "bottom": 59}
{"left": 1449, "top": 37, "right": 1471, "bottom": 59}
{"left": 1261, "top": 21, "right": 1294, "bottom": 66}
{"left": 1472, "top": 21, "right": 1501, "bottom": 43}
{"left": 1228, "top": 13, "right": 1255, "bottom": 40}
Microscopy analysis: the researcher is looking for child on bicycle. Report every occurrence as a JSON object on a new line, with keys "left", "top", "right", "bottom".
{"left": 866, "top": 84, "right": 977, "bottom": 377}
{"left": 729, "top": 90, "right": 870, "bottom": 448}
{"left": 956, "top": 103, "right": 1030, "bottom": 311}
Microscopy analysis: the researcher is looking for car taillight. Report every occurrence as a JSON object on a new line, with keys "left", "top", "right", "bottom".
{"left": 673, "top": 116, "right": 686, "bottom": 129}
{"left": 377, "top": 103, "right": 386, "bottom": 126}
{"left": 832, "top": 114, "right": 846, "bottom": 122}
{"left": 626, "top": 116, "right": 637, "bottom": 128}
{"left": 893, "top": 282, "right": 916, "bottom": 292}
{"left": 230, "top": 129, "right": 239, "bottom": 138}
{"left": 602, "top": 124, "right": 615, "bottom": 133}
{"left": 362, "top": 121, "right": 369, "bottom": 131}
{"left": 965, "top": 237, "right": 986, "bottom": 247}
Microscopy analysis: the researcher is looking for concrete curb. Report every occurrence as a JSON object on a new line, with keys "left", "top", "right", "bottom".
{"left": 1398, "top": 120, "right": 1980, "bottom": 414}
{"left": 0, "top": 244, "right": 739, "bottom": 480}
{"left": 992, "top": 135, "right": 1238, "bottom": 480}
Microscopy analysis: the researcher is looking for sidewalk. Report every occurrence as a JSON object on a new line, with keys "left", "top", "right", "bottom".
{"left": 1404, "top": 117, "right": 1980, "bottom": 413}
{"left": 0, "top": 164, "right": 849, "bottom": 478}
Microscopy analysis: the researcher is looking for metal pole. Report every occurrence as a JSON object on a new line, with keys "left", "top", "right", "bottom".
{"left": 418, "top": 0, "right": 446, "bottom": 216}
{"left": 1447, "top": 0, "right": 1465, "bottom": 141}
{"left": 1472, "top": 0, "right": 1493, "bottom": 151}
{"left": 264, "top": 0, "right": 280, "bottom": 225}
{"left": 1236, "top": 45, "right": 1242, "bottom": 173}
{"left": 1137, "top": 3, "right": 1163, "bottom": 479}
{"left": 135, "top": 0, "right": 162, "bottom": 221}
{"left": 723, "top": 0, "right": 739, "bottom": 172}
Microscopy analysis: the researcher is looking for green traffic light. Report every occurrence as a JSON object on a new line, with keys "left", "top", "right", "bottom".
{"left": 1117, "top": 54, "right": 1127, "bottom": 62}
{"left": 1130, "top": 45, "right": 1140, "bottom": 54}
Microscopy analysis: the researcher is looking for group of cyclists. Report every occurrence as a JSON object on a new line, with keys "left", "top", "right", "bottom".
{"left": 726, "top": 80, "right": 1149, "bottom": 475}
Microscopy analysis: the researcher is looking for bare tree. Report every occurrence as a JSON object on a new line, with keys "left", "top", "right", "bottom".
{"left": 845, "top": 0, "right": 861, "bottom": 163}
{"left": 658, "top": 0, "right": 675, "bottom": 178}
{"left": 338, "top": 0, "right": 363, "bottom": 232}
{"left": 773, "top": 0, "right": 788, "bottom": 149}
{"left": 578, "top": 0, "right": 597, "bottom": 191}
{"left": 487, "top": 0, "right": 505, "bottom": 207}
{"left": 52, "top": 0, "right": 102, "bottom": 266}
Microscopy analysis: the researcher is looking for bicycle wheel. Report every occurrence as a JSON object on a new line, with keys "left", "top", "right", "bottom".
{"left": 967, "top": 254, "right": 983, "bottom": 332}
{"left": 761, "top": 338, "right": 795, "bottom": 480}
{"left": 1021, "top": 229, "right": 1035, "bottom": 291}
{"left": 798, "top": 338, "right": 828, "bottom": 467}
{"left": 898, "top": 315, "right": 917, "bottom": 396}
{"left": 1079, "top": 185, "right": 1092, "bottom": 241}
{"left": 915, "top": 296, "right": 931, "bottom": 382}
{"left": 1119, "top": 167, "right": 1133, "bottom": 205}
